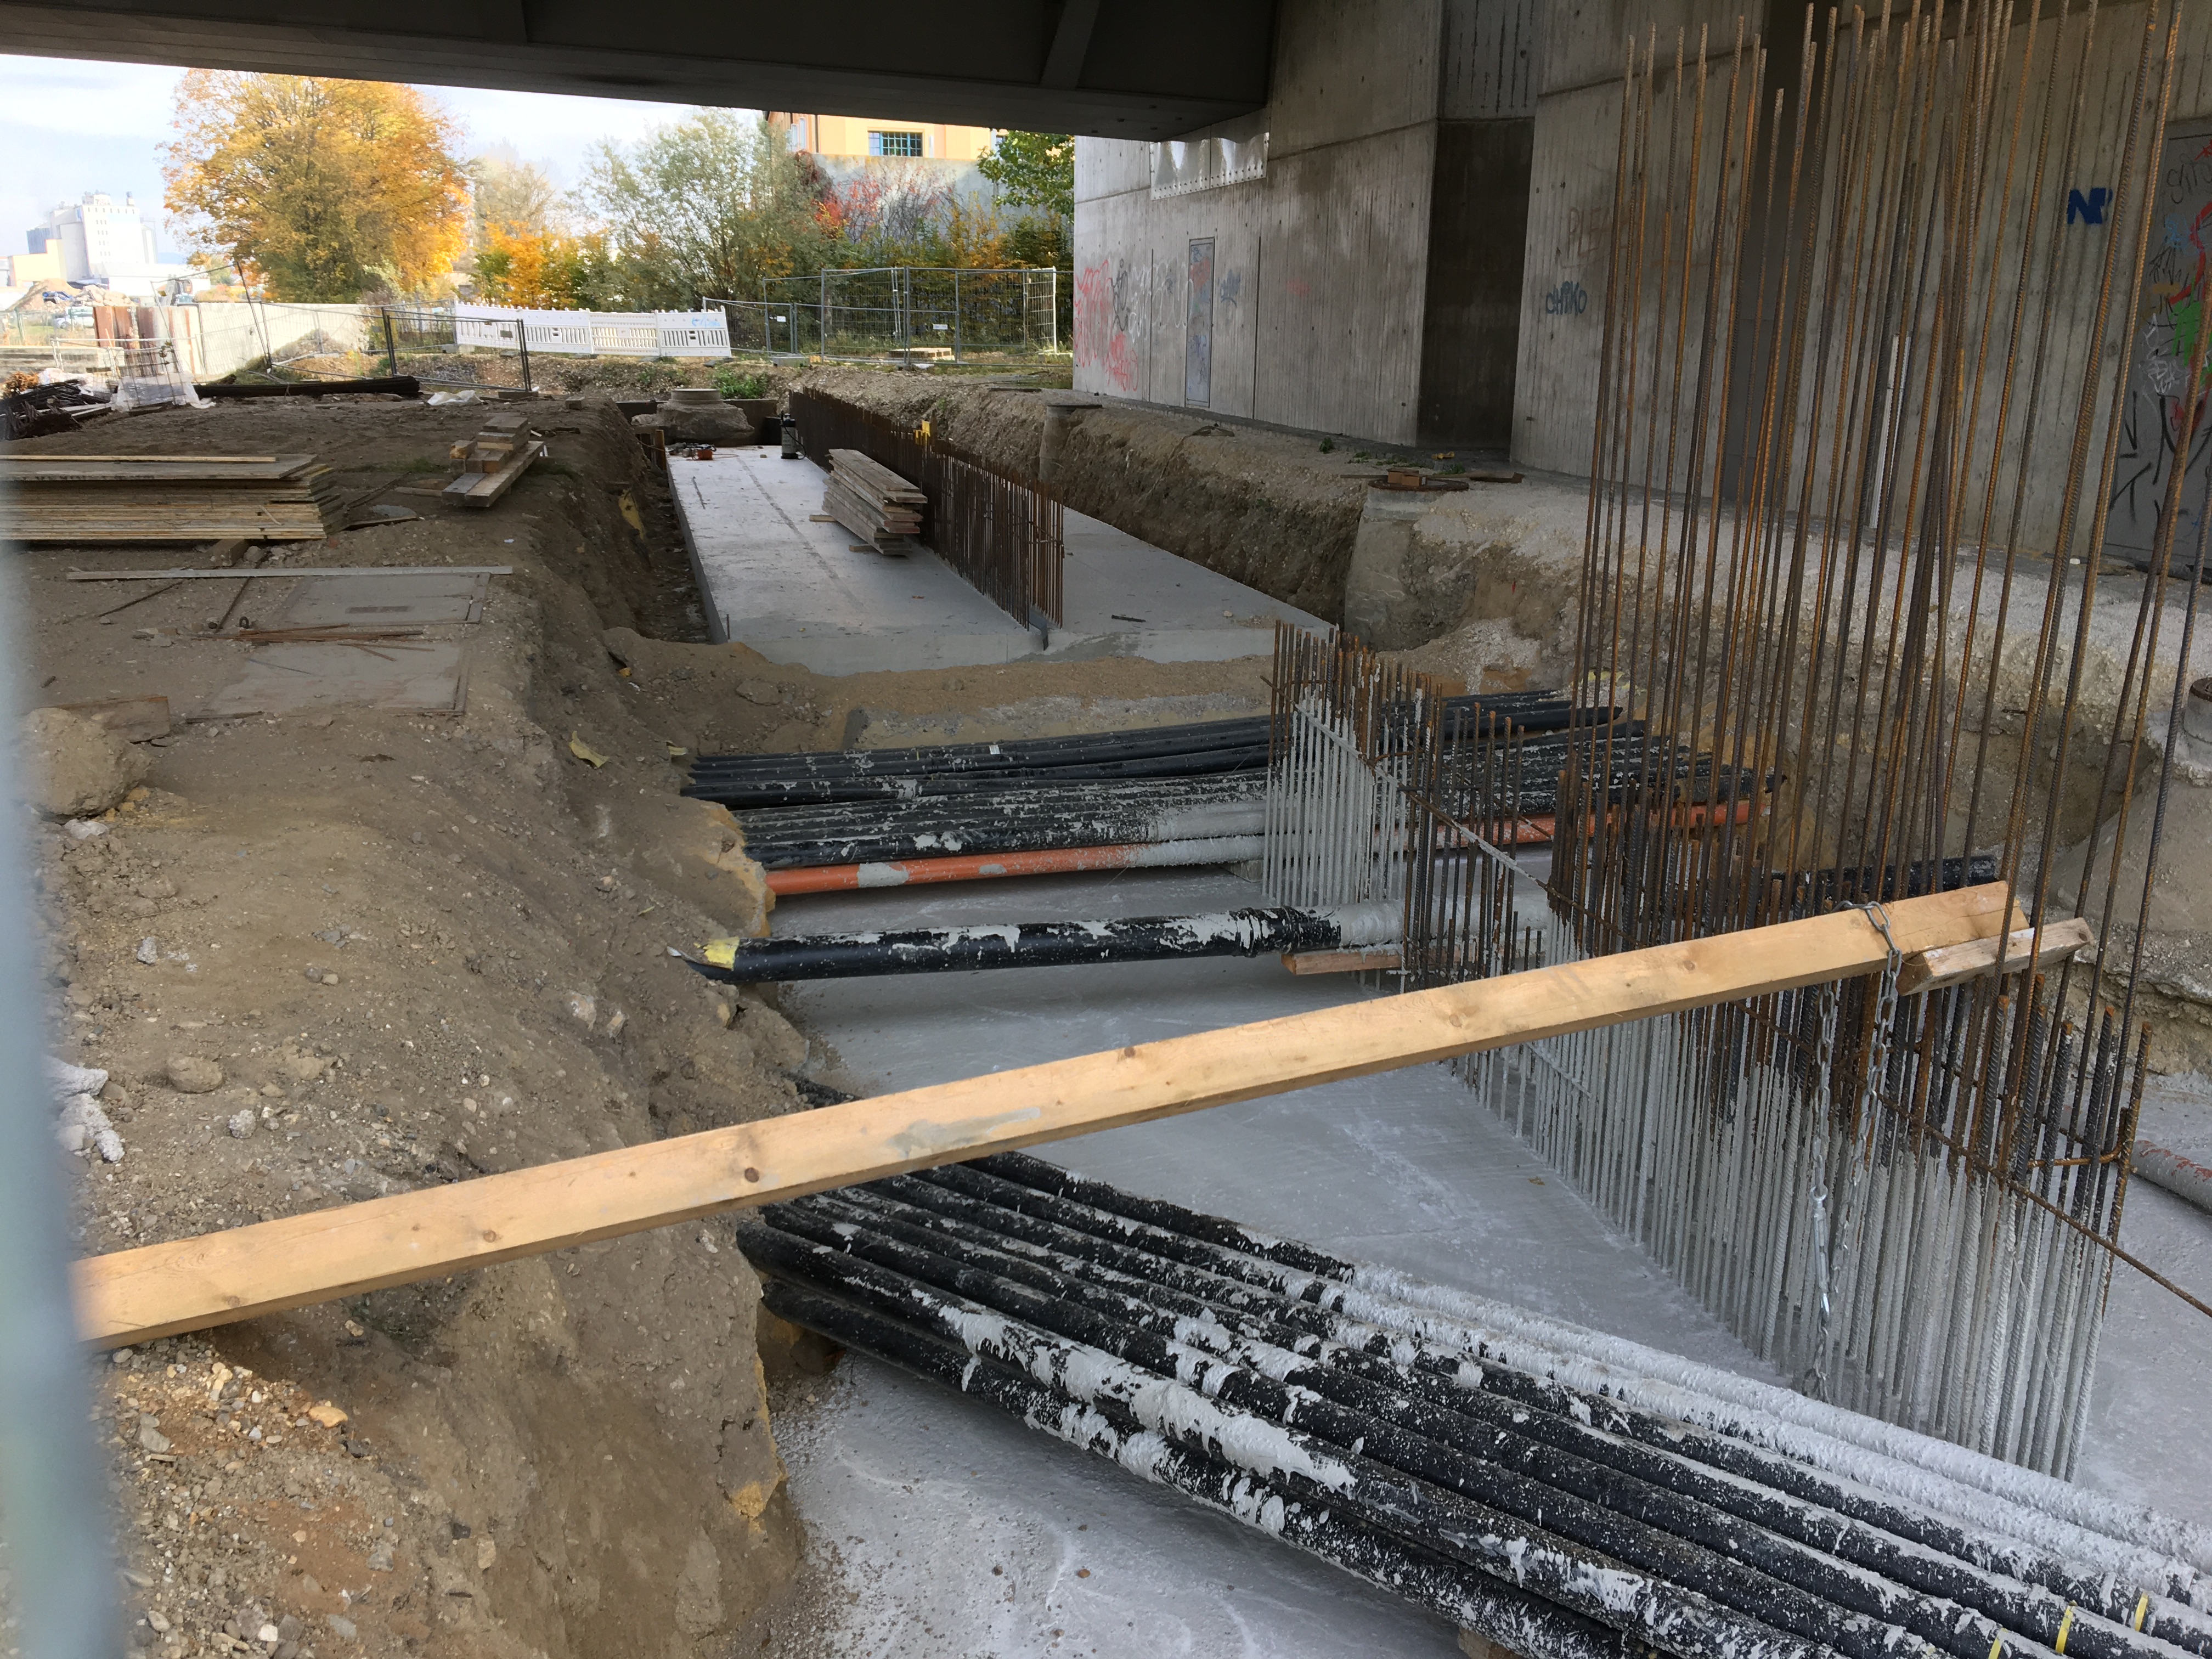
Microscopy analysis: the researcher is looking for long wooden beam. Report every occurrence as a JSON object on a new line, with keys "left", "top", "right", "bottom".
{"left": 72, "top": 883, "right": 2016, "bottom": 1348}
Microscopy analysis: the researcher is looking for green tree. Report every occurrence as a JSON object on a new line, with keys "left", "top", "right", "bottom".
{"left": 578, "top": 112, "right": 826, "bottom": 306}
{"left": 162, "top": 71, "right": 469, "bottom": 302}
{"left": 977, "top": 131, "right": 1074, "bottom": 219}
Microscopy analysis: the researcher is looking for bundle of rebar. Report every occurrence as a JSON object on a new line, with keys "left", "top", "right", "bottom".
{"left": 682, "top": 719, "right": 1273, "bottom": 808}
{"left": 740, "top": 1153, "right": 2212, "bottom": 1659}
{"left": 733, "top": 775, "right": 1264, "bottom": 869}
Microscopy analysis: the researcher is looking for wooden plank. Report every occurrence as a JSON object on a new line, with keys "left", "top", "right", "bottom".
{"left": 1283, "top": 947, "right": 1404, "bottom": 975}
{"left": 70, "top": 883, "right": 2014, "bottom": 1348}
{"left": 826, "top": 448, "right": 926, "bottom": 504}
{"left": 1897, "top": 917, "right": 2092, "bottom": 995}
{"left": 443, "top": 439, "right": 543, "bottom": 507}
{"left": 66, "top": 566, "right": 515, "bottom": 582}
{"left": 0, "top": 456, "right": 315, "bottom": 482}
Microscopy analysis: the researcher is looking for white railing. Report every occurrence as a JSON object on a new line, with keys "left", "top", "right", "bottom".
{"left": 453, "top": 305, "right": 730, "bottom": 358}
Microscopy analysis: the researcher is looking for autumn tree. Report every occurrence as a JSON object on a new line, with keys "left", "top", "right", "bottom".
{"left": 162, "top": 72, "right": 469, "bottom": 302}
{"left": 578, "top": 112, "right": 827, "bottom": 306}
{"left": 475, "top": 226, "right": 626, "bottom": 309}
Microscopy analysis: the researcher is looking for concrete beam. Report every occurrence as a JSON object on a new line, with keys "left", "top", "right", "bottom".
{"left": 0, "top": 0, "right": 1275, "bottom": 139}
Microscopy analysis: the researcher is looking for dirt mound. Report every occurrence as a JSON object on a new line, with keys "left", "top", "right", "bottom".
{"left": 14, "top": 396, "right": 808, "bottom": 1657}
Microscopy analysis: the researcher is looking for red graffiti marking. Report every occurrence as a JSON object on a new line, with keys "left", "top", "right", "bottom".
{"left": 1074, "top": 259, "right": 1137, "bottom": 393}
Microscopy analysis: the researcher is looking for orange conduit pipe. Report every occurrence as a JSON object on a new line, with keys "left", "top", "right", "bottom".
{"left": 766, "top": 802, "right": 1754, "bottom": 896}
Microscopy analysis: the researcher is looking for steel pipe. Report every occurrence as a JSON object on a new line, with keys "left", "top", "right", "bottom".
{"left": 758, "top": 1278, "right": 1632, "bottom": 1659}
{"left": 687, "top": 901, "right": 1400, "bottom": 983}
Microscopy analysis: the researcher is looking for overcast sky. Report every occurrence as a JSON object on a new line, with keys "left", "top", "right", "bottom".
{"left": 0, "top": 53, "right": 720, "bottom": 263}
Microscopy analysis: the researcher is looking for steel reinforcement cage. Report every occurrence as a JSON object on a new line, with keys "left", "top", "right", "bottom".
{"left": 1263, "top": 623, "right": 2180, "bottom": 1477}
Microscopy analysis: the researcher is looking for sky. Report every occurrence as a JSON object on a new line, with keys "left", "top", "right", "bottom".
{"left": 0, "top": 52, "right": 721, "bottom": 263}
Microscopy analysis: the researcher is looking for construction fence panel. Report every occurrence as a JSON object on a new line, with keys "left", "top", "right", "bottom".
{"left": 722, "top": 267, "right": 1069, "bottom": 364}
{"left": 452, "top": 305, "right": 730, "bottom": 358}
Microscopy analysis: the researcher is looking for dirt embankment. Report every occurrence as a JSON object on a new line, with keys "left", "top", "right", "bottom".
{"left": 795, "top": 365, "right": 1374, "bottom": 622}
{"left": 10, "top": 396, "right": 832, "bottom": 1658}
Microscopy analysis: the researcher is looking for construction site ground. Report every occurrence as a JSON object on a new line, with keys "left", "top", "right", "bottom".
{"left": 3, "top": 385, "right": 2209, "bottom": 1659}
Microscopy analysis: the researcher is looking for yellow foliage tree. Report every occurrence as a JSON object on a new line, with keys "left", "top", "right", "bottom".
{"left": 162, "top": 72, "right": 469, "bottom": 303}
{"left": 474, "top": 224, "right": 620, "bottom": 310}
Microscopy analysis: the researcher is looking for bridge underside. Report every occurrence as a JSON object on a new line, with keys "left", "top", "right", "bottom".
{"left": 0, "top": 0, "right": 1273, "bottom": 138}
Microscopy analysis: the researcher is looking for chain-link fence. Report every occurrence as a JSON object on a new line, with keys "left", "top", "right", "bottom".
{"left": 708, "top": 267, "right": 1070, "bottom": 366}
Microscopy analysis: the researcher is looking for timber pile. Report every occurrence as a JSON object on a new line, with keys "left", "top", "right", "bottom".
{"left": 443, "top": 411, "right": 544, "bottom": 508}
{"left": 823, "top": 447, "right": 924, "bottom": 551}
{"left": 0, "top": 454, "right": 345, "bottom": 542}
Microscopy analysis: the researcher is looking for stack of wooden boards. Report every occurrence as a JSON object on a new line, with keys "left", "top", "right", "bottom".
{"left": 0, "top": 454, "right": 345, "bottom": 542}
{"left": 823, "top": 448, "right": 925, "bottom": 552}
{"left": 443, "top": 411, "right": 544, "bottom": 508}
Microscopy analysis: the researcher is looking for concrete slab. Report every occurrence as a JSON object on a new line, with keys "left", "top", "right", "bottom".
{"left": 766, "top": 865, "right": 2212, "bottom": 1658}
{"left": 202, "top": 639, "right": 467, "bottom": 718}
{"left": 669, "top": 448, "right": 1323, "bottom": 674}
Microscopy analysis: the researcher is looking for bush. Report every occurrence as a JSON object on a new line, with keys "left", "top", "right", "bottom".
{"left": 713, "top": 366, "right": 768, "bottom": 399}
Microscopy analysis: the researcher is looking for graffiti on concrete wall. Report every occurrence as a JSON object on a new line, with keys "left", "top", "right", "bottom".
{"left": 1074, "top": 258, "right": 1140, "bottom": 393}
{"left": 2108, "top": 127, "right": 2211, "bottom": 561}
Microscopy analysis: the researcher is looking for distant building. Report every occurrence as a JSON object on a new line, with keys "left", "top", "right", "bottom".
{"left": 30, "top": 193, "right": 203, "bottom": 298}
{"left": 2, "top": 245, "right": 65, "bottom": 287}
{"left": 772, "top": 114, "right": 994, "bottom": 163}
{"left": 770, "top": 112, "right": 1001, "bottom": 211}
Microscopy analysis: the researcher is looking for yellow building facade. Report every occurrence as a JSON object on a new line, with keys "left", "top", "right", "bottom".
{"left": 771, "top": 113, "right": 994, "bottom": 162}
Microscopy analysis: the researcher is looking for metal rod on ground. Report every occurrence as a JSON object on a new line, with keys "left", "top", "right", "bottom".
{"left": 816, "top": 1173, "right": 2211, "bottom": 1658}
{"left": 747, "top": 1263, "right": 1829, "bottom": 1659}
{"left": 753, "top": 1197, "right": 2058, "bottom": 1659}
{"left": 741, "top": 791, "right": 1267, "bottom": 870}
{"left": 758, "top": 1280, "right": 1630, "bottom": 1659}
{"left": 936, "top": 1152, "right": 2212, "bottom": 1598}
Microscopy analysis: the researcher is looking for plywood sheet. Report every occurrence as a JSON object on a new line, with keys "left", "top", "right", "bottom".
{"left": 204, "top": 641, "right": 467, "bottom": 717}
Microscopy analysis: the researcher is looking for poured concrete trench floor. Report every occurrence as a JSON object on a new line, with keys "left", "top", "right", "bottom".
{"left": 669, "top": 446, "right": 1323, "bottom": 673}
{"left": 759, "top": 865, "right": 2212, "bottom": 1657}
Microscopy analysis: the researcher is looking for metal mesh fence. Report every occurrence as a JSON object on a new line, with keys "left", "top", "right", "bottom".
{"left": 709, "top": 267, "right": 1069, "bottom": 365}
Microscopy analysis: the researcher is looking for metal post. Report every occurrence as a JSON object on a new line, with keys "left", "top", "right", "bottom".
{"left": 382, "top": 308, "right": 398, "bottom": 376}
{"left": 516, "top": 320, "right": 531, "bottom": 393}
{"left": 820, "top": 269, "right": 828, "bottom": 357}
{"left": 0, "top": 596, "right": 122, "bottom": 1659}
